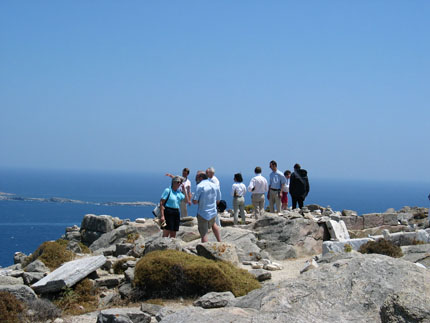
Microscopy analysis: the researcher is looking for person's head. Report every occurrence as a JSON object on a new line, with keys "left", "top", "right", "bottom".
{"left": 269, "top": 160, "right": 277, "bottom": 171}
{"left": 234, "top": 173, "right": 243, "bottom": 183}
{"left": 182, "top": 168, "right": 190, "bottom": 178}
{"left": 171, "top": 176, "right": 184, "bottom": 190}
{"left": 254, "top": 166, "right": 262, "bottom": 174}
{"left": 195, "top": 171, "right": 208, "bottom": 184}
{"left": 206, "top": 167, "right": 215, "bottom": 178}
{"left": 284, "top": 170, "right": 291, "bottom": 178}
{"left": 294, "top": 163, "right": 301, "bottom": 170}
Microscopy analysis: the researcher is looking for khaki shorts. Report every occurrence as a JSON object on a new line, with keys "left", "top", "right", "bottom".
{"left": 197, "top": 214, "right": 216, "bottom": 238}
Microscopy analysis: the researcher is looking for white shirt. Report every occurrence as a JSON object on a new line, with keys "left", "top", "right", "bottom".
{"left": 231, "top": 182, "right": 246, "bottom": 197}
{"left": 209, "top": 176, "right": 220, "bottom": 188}
{"left": 282, "top": 177, "right": 290, "bottom": 193}
{"left": 180, "top": 178, "right": 191, "bottom": 196}
{"left": 247, "top": 174, "right": 268, "bottom": 194}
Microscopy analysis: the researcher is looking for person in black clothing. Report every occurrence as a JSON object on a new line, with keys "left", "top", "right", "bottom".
{"left": 289, "top": 163, "right": 310, "bottom": 209}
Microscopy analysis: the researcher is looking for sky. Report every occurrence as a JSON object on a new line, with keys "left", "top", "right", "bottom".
{"left": 1, "top": 1, "right": 429, "bottom": 182}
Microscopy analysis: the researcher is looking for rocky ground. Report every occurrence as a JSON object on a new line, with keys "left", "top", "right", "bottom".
{"left": 1, "top": 205, "right": 430, "bottom": 322}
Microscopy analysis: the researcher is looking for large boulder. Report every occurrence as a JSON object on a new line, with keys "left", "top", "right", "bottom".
{"left": 253, "top": 215, "right": 324, "bottom": 260}
{"left": 196, "top": 242, "right": 239, "bottom": 265}
{"left": 143, "top": 236, "right": 183, "bottom": 255}
{"left": 0, "top": 284, "right": 37, "bottom": 303}
{"left": 32, "top": 255, "right": 106, "bottom": 293}
{"left": 97, "top": 308, "right": 151, "bottom": 323}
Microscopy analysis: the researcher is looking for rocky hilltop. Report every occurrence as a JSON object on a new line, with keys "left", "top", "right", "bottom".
{"left": 1, "top": 205, "right": 429, "bottom": 322}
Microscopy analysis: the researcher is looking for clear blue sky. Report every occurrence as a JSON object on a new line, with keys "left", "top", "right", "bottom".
{"left": 1, "top": 1, "right": 429, "bottom": 182}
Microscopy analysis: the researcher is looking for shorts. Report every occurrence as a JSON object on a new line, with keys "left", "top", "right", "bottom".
{"left": 197, "top": 214, "right": 216, "bottom": 237}
{"left": 281, "top": 192, "right": 288, "bottom": 204}
{"left": 164, "top": 207, "right": 180, "bottom": 231}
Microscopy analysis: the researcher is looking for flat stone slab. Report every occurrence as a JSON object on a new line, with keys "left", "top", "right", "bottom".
{"left": 326, "top": 220, "right": 350, "bottom": 240}
{"left": 322, "top": 238, "right": 373, "bottom": 255}
{"left": 32, "top": 255, "right": 106, "bottom": 293}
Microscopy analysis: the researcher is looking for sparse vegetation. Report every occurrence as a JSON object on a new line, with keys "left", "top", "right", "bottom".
{"left": 244, "top": 204, "right": 254, "bottom": 213}
{"left": 134, "top": 249, "right": 260, "bottom": 299}
{"left": 0, "top": 291, "right": 25, "bottom": 323}
{"left": 344, "top": 244, "right": 352, "bottom": 252}
{"left": 113, "top": 257, "right": 135, "bottom": 274}
{"left": 24, "top": 239, "right": 74, "bottom": 270}
{"left": 358, "top": 239, "right": 403, "bottom": 258}
{"left": 126, "top": 233, "right": 140, "bottom": 243}
{"left": 54, "top": 278, "right": 99, "bottom": 315}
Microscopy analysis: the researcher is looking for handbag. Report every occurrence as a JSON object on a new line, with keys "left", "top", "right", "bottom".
{"left": 152, "top": 188, "right": 171, "bottom": 217}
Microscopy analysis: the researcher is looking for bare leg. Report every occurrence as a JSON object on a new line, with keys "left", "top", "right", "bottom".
{"left": 212, "top": 223, "right": 221, "bottom": 242}
{"left": 201, "top": 234, "right": 208, "bottom": 243}
{"left": 169, "top": 231, "right": 177, "bottom": 238}
{"left": 162, "top": 230, "right": 169, "bottom": 237}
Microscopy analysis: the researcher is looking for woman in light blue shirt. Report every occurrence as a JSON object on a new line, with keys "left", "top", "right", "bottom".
{"left": 160, "top": 176, "right": 187, "bottom": 238}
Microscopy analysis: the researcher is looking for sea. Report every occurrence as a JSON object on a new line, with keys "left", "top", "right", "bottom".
{"left": 1, "top": 168, "right": 429, "bottom": 268}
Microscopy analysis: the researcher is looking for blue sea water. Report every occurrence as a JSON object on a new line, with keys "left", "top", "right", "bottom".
{"left": 1, "top": 168, "right": 429, "bottom": 268}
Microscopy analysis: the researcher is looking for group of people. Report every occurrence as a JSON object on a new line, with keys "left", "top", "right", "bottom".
{"left": 158, "top": 162, "right": 310, "bottom": 242}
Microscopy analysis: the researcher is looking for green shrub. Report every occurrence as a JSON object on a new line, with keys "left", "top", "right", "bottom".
{"left": 24, "top": 239, "right": 74, "bottom": 270}
{"left": 358, "top": 239, "right": 403, "bottom": 258}
{"left": 54, "top": 279, "right": 98, "bottom": 315}
{"left": 0, "top": 291, "right": 25, "bottom": 323}
{"left": 126, "top": 233, "right": 140, "bottom": 243}
{"left": 113, "top": 257, "right": 135, "bottom": 274}
{"left": 244, "top": 204, "right": 254, "bottom": 213}
{"left": 344, "top": 244, "right": 352, "bottom": 253}
{"left": 134, "top": 250, "right": 260, "bottom": 299}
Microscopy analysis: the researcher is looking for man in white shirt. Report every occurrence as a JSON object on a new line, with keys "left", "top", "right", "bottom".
{"left": 247, "top": 166, "right": 268, "bottom": 219}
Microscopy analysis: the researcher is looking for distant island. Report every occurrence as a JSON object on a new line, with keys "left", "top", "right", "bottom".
{"left": 0, "top": 191, "right": 155, "bottom": 207}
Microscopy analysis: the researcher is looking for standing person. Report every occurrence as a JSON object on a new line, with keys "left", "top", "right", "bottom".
{"left": 428, "top": 193, "right": 430, "bottom": 226}
{"left": 193, "top": 171, "right": 222, "bottom": 243}
{"left": 159, "top": 176, "right": 187, "bottom": 238}
{"left": 206, "top": 167, "right": 222, "bottom": 227}
{"left": 268, "top": 160, "right": 287, "bottom": 214}
{"left": 289, "top": 163, "right": 310, "bottom": 209}
{"left": 231, "top": 173, "right": 246, "bottom": 225}
{"left": 247, "top": 167, "right": 268, "bottom": 219}
{"left": 282, "top": 170, "right": 291, "bottom": 210}
{"left": 166, "top": 168, "right": 192, "bottom": 218}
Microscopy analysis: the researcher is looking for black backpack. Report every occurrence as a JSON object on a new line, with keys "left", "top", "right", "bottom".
{"left": 217, "top": 200, "right": 227, "bottom": 212}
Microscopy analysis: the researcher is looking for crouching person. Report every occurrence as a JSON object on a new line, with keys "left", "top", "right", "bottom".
{"left": 193, "top": 171, "right": 222, "bottom": 243}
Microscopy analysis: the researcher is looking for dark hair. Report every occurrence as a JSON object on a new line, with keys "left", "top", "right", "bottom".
{"left": 270, "top": 160, "right": 277, "bottom": 167}
{"left": 234, "top": 173, "right": 243, "bottom": 183}
{"left": 284, "top": 170, "right": 291, "bottom": 177}
{"left": 183, "top": 168, "right": 190, "bottom": 175}
{"left": 197, "top": 171, "right": 208, "bottom": 180}
{"left": 294, "top": 163, "right": 301, "bottom": 170}
{"left": 254, "top": 166, "right": 262, "bottom": 174}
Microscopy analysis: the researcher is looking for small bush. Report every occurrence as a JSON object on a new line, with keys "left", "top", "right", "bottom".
{"left": 244, "top": 204, "right": 254, "bottom": 213}
{"left": 126, "top": 233, "right": 140, "bottom": 243}
{"left": 358, "top": 239, "right": 403, "bottom": 258}
{"left": 24, "top": 239, "right": 74, "bottom": 270}
{"left": 54, "top": 279, "right": 98, "bottom": 315}
{"left": 0, "top": 291, "right": 25, "bottom": 323}
{"left": 134, "top": 250, "right": 260, "bottom": 299}
{"left": 344, "top": 244, "right": 352, "bottom": 253}
{"left": 113, "top": 257, "right": 135, "bottom": 274}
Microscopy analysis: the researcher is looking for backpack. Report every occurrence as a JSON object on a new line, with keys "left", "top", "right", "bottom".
{"left": 217, "top": 200, "right": 227, "bottom": 213}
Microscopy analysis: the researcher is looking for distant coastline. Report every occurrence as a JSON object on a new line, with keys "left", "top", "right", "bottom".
{"left": 0, "top": 191, "right": 155, "bottom": 207}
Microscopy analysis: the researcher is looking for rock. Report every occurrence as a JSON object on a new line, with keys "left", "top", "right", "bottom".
{"left": 342, "top": 215, "right": 364, "bottom": 231}
{"left": 193, "top": 291, "right": 235, "bottom": 308}
{"left": 14, "top": 252, "right": 27, "bottom": 264}
{"left": 135, "top": 218, "right": 146, "bottom": 224}
{"left": 66, "top": 240, "right": 84, "bottom": 253}
{"left": 180, "top": 217, "right": 197, "bottom": 227}
{"left": 95, "top": 274, "right": 125, "bottom": 288}
{"left": 32, "top": 255, "right": 106, "bottom": 294}
{"left": 23, "top": 272, "right": 45, "bottom": 285}
{"left": 300, "top": 258, "right": 319, "bottom": 274}
{"left": 81, "top": 214, "right": 115, "bottom": 233}
{"left": 383, "top": 213, "right": 398, "bottom": 226}
{"left": 97, "top": 308, "right": 151, "bottom": 323}
{"left": 380, "top": 292, "right": 430, "bottom": 322}
{"left": 230, "top": 253, "right": 430, "bottom": 322}
{"left": 249, "top": 269, "right": 272, "bottom": 281}
{"left": 115, "top": 243, "right": 134, "bottom": 256}
{"left": 322, "top": 238, "right": 373, "bottom": 255}
{"left": 158, "top": 306, "right": 258, "bottom": 323}
{"left": 342, "top": 209, "right": 358, "bottom": 217}
{"left": 65, "top": 230, "right": 81, "bottom": 241}
{"left": 177, "top": 230, "right": 201, "bottom": 242}
{"left": 401, "top": 244, "right": 430, "bottom": 267}
{"left": 140, "top": 303, "right": 163, "bottom": 316}
{"left": 0, "top": 284, "right": 37, "bottom": 303}
{"left": 124, "top": 267, "right": 134, "bottom": 282}
{"left": 0, "top": 275, "right": 24, "bottom": 285}
{"left": 325, "top": 220, "right": 350, "bottom": 240}
{"left": 196, "top": 242, "right": 239, "bottom": 265}
{"left": 362, "top": 213, "right": 384, "bottom": 229}
{"left": 118, "top": 283, "right": 133, "bottom": 299}
{"left": 263, "top": 264, "right": 281, "bottom": 271}
{"left": 143, "top": 237, "right": 183, "bottom": 255}
{"left": 251, "top": 263, "right": 263, "bottom": 269}
{"left": 253, "top": 215, "right": 324, "bottom": 260}
{"left": 25, "top": 259, "right": 50, "bottom": 273}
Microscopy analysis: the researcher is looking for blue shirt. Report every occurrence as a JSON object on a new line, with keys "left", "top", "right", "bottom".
{"left": 269, "top": 170, "right": 286, "bottom": 189}
{"left": 161, "top": 187, "right": 185, "bottom": 209}
{"left": 193, "top": 179, "right": 221, "bottom": 220}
